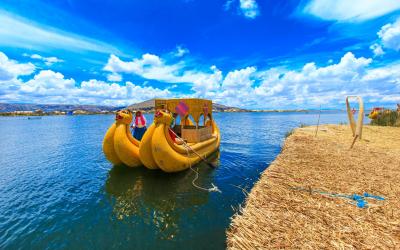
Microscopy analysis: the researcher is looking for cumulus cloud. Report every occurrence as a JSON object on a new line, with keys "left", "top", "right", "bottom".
{"left": 377, "top": 18, "right": 400, "bottom": 51}
{"left": 104, "top": 53, "right": 223, "bottom": 94}
{"left": 184, "top": 65, "right": 223, "bottom": 96}
{"left": 196, "top": 52, "right": 398, "bottom": 108}
{"left": 104, "top": 54, "right": 183, "bottom": 83}
{"left": 252, "top": 52, "right": 398, "bottom": 108}
{"left": 28, "top": 54, "right": 64, "bottom": 66}
{"left": 239, "top": 0, "right": 260, "bottom": 19}
{"left": 303, "top": 0, "right": 400, "bottom": 22}
{"left": 107, "top": 73, "right": 122, "bottom": 82}
{"left": 103, "top": 51, "right": 399, "bottom": 108}
{"left": 0, "top": 52, "right": 35, "bottom": 81}
{"left": 370, "top": 43, "right": 385, "bottom": 57}
{"left": 1, "top": 51, "right": 399, "bottom": 109}
{"left": 224, "top": 67, "right": 255, "bottom": 86}
{"left": 0, "top": 52, "right": 170, "bottom": 106}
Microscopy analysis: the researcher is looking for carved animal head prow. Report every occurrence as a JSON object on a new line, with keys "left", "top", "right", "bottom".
{"left": 115, "top": 109, "right": 133, "bottom": 124}
{"left": 154, "top": 110, "right": 173, "bottom": 125}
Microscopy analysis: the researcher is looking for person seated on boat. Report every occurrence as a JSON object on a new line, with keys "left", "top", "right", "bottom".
{"left": 131, "top": 110, "right": 147, "bottom": 141}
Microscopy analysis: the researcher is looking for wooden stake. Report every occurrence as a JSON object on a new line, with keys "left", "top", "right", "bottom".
{"left": 315, "top": 105, "right": 321, "bottom": 137}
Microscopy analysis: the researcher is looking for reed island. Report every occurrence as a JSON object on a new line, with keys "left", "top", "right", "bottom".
{"left": 227, "top": 123, "right": 400, "bottom": 249}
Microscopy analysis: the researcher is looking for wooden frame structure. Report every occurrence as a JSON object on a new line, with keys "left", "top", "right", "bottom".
{"left": 155, "top": 98, "right": 213, "bottom": 142}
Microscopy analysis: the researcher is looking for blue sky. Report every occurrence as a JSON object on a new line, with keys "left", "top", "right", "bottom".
{"left": 0, "top": 0, "right": 399, "bottom": 109}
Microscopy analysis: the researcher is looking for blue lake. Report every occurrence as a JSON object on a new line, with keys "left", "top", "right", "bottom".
{"left": 0, "top": 112, "right": 350, "bottom": 249}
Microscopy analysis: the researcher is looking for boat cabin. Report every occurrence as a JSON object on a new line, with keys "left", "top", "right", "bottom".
{"left": 155, "top": 98, "right": 214, "bottom": 143}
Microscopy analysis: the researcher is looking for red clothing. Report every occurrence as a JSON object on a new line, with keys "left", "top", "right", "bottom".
{"left": 135, "top": 115, "right": 146, "bottom": 128}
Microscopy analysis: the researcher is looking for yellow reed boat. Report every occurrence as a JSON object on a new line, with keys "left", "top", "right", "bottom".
{"left": 102, "top": 98, "right": 221, "bottom": 172}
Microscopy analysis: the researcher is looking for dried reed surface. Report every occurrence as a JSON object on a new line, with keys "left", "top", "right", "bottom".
{"left": 227, "top": 125, "right": 400, "bottom": 249}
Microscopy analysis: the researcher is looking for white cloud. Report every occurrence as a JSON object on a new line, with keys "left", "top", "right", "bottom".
{"left": 251, "top": 52, "right": 399, "bottom": 108}
{"left": 78, "top": 80, "right": 170, "bottom": 106}
{"left": 185, "top": 65, "right": 223, "bottom": 96}
{"left": 1, "top": 70, "right": 170, "bottom": 106}
{"left": 20, "top": 70, "right": 75, "bottom": 96}
{"left": 0, "top": 52, "right": 170, "bottom": 106}
{"left": 377, "top": 18, "right": 400, "bottom": 51}
{"left": 0, "top": 52, "right": 35, "bottom": 81}
{"left": 26, "top": 54, "right": 64, "bottom": 66}
{"left": 103, "top": 51, "right": 400, "bottom": 108}
{"left": 174, "top": 46, "right": 190, "bottom": 57}
{"left": 370, "top": 43, "right": 385, "bottom": 57}
{"left": 107, "top": 73, "right": 122, "bottom": 82}
{"left": 224, "top": 0, "right": 235, "bottom": 11}
{"left": 303, "top": 0, "right": 400, "bottom": 22}
{"left": 199, "top": 52, "right": 399, "bottom": 108}
{"left": 222, "top": 67, "right": 256, "bottom": 89}
{"left": 0, "top": 11, "right": 120, "bottom": 54}
{"left": 239, "top": 0, "right": 260, "bottom": 19}
{"left": 104, "top": 53, "right": 223, "bottom": 92}
{"left": 104, "top": 54, "right": 183, "bottom": 82}
{"left": 1, "top": 51, "right": 399, "bottom": 109}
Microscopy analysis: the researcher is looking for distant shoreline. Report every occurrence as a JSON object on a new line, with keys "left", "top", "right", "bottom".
{"left": 0, "top": 109, "right": 347, "bottom": 117}
{"left": 0, "top": 111, "right": 114, "bottom": 117}
{"left": 0, "top": 101, "right": 352, "bottom": 116}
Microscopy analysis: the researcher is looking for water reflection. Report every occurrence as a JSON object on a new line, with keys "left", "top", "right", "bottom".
{"left": 104, "top": 153, "right": 219, "bottom": 240}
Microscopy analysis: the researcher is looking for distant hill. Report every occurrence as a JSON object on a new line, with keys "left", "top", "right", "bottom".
{"left": 0, "top": 103, "right": 120, "bottom": 113}
{"left": 126, "top": 99, "right": 156, "bottom": 111}
{"left": 0, "top": 99, "right": 248, "bottom": 114}
{"left": 127, "top": 99, "right": 249, "bottom": 112}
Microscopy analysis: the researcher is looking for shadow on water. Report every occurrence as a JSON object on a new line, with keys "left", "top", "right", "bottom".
{"left": 104, "top": 152, "right": 220, "bottom": 242}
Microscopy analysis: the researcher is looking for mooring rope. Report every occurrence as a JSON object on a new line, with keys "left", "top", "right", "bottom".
{"left": 183, "top": 143, "right": 221, "bottom": 193}
{"left": 292, "top": 186, "right": 385, "bottom": 208}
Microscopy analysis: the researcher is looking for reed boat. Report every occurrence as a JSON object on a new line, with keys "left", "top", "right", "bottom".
{"left": 368, "top": 107, "right": 382, "bottom": 119}
{"left": 102, "top": 98, "right": 221, "bottom": 172}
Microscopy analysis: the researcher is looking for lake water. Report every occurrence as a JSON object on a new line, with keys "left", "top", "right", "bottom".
{"left": 0, "top": 112, "right": 351, "bottom": 249}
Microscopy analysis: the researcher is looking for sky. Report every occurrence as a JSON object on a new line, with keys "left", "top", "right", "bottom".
{"left": 0, "top": 0, "right": 399, "bottom": 109}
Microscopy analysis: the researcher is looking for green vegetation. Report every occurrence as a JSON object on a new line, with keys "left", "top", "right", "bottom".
{"left": 285, "top": 124, "right": 308, "bottom": 138}
{"left": 285, "top": 129, "right": 295, "bottom": 138}
{"left": 370, "top": 110, "right": 400, "bottom": 127}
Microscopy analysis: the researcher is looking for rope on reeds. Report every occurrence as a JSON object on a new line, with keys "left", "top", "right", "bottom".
{"left": 184, "top": 146, "right": 221, "bottom": 193}
{"left": 291, "top": 186, "right": 385, "bottom": 208}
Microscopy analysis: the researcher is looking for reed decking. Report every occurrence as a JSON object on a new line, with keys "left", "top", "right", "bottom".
{"left": 227, "top": 125, "right": 400, "bottom": 249}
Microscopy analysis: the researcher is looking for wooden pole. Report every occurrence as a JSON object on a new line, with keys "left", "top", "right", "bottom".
{"left": 315, "top": 105, "right": 321, "bottom": 137}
